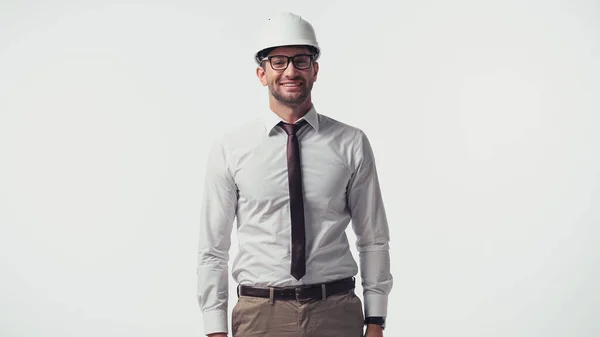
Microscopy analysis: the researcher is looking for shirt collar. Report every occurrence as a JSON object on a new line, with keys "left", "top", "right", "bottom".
{"left": 263, "top": 105, "right": 320, "bottom": 136}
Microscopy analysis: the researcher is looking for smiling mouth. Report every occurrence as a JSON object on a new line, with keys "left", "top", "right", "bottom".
{"left": 280, "top": 82, "right": 302, "bottom": 87}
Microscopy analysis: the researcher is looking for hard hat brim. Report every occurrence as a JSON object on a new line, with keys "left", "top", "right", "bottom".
{"left": 254, "top": 42, "right": 321, "bottom": 64}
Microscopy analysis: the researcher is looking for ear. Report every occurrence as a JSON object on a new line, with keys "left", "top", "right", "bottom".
{"left": 256, "top": 65, "right": 268, "bottom": 86}
{"left": 313, "top": 61, "right": 319, "bottom": 82}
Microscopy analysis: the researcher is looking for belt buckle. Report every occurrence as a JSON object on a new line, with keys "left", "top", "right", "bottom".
{"left": 295, "top": 287, "right": 309, "bottom": 302}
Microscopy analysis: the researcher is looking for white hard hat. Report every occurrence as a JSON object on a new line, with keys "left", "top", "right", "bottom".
{"left": 254, "top": 12, "right": 320, "bottom": 64}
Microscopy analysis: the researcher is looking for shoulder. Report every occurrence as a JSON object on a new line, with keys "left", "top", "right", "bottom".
{"left": 316, "top": 112, "right": 375, "bottom": 171}
{"left": 317, "top": 112, "right": 371, "bottom": 147}
{"left": 318, "top": 113, "right": 366, "bottom": 136}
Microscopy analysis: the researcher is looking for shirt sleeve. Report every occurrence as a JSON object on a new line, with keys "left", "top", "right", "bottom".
{"left": 346, "top": 129, "right": 393, "bottom": 318}
{"left": 197, "top": 138, "right": 238, "bottom": 335}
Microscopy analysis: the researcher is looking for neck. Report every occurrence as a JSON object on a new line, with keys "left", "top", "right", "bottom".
{"left": 269, "top": 96, "right": 313, "bottom": 124}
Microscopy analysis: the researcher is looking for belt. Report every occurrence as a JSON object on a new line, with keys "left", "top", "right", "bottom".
{"left": 237, "top": 277, "right": 355, "bottom": 301}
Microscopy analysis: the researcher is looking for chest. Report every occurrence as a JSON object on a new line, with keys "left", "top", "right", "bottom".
{"left": 233, "top": 135, "right": 353, "bottom": 209}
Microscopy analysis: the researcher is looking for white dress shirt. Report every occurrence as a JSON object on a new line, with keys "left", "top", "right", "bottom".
{"left": 197, "top": 105, "right": 393, "bottom": 335}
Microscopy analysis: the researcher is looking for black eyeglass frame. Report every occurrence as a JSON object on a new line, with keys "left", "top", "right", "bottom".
{"left": 260, "top": 54, "right": 316, "bottom": 71}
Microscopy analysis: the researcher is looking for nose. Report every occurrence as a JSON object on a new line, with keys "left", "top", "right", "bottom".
{"left": 283, "top": 61, "right": 299, "bottom": 77}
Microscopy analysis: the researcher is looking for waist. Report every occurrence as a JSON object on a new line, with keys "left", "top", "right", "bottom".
{"left": 237, "top": 276, "right": 355, "bottom": 301}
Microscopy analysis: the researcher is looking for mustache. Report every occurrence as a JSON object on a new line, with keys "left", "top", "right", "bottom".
{"left": 277, "top": 77, "right": 305, "bottom": 83}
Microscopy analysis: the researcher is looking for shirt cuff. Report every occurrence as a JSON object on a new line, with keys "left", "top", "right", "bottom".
{"left": 363, "top": 293, "right": 388, "bottom": 317}
{"left": 202, "top": 309, "right": 228, "bottom": 335}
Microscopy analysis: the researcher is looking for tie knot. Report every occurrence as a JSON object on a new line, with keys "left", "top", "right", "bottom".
{"left": 279, "top": 120, "right": 307, "bottom": 136}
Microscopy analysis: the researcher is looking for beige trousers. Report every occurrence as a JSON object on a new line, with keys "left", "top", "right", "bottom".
{"left": 231, "top": 289, "right": 364, "bottom": 337}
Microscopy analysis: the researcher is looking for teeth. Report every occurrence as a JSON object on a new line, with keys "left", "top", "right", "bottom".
{"left": 282, "top": 83, "right": 300, "bottom": 87}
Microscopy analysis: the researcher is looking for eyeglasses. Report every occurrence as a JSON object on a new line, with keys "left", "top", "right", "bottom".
{"left": 261, "top": 54, "right": 315, "bottom": 71}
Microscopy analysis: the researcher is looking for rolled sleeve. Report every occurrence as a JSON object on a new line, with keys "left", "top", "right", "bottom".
{"left": 197, "top": 139, "right": 238, "bottom": 335}
{"left": 346, "top": 130, "right": 393, "bottom": 317}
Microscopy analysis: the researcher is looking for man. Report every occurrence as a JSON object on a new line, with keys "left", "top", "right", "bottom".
{"left": 197, "top": 12, "right": 393, "bottom": 337}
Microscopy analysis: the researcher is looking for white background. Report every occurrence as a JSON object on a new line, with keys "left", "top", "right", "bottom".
{"left": 1, "top": 1, "right": 599, "bottom": 336}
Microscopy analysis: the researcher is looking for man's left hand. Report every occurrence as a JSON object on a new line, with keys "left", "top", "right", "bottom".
{"left": 364, "top": 324, "right": 384, "bottom": 337}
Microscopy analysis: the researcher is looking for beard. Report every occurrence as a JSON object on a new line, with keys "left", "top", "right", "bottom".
{"left": 269, "top": 79, "right": 314, "bottom": 107}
